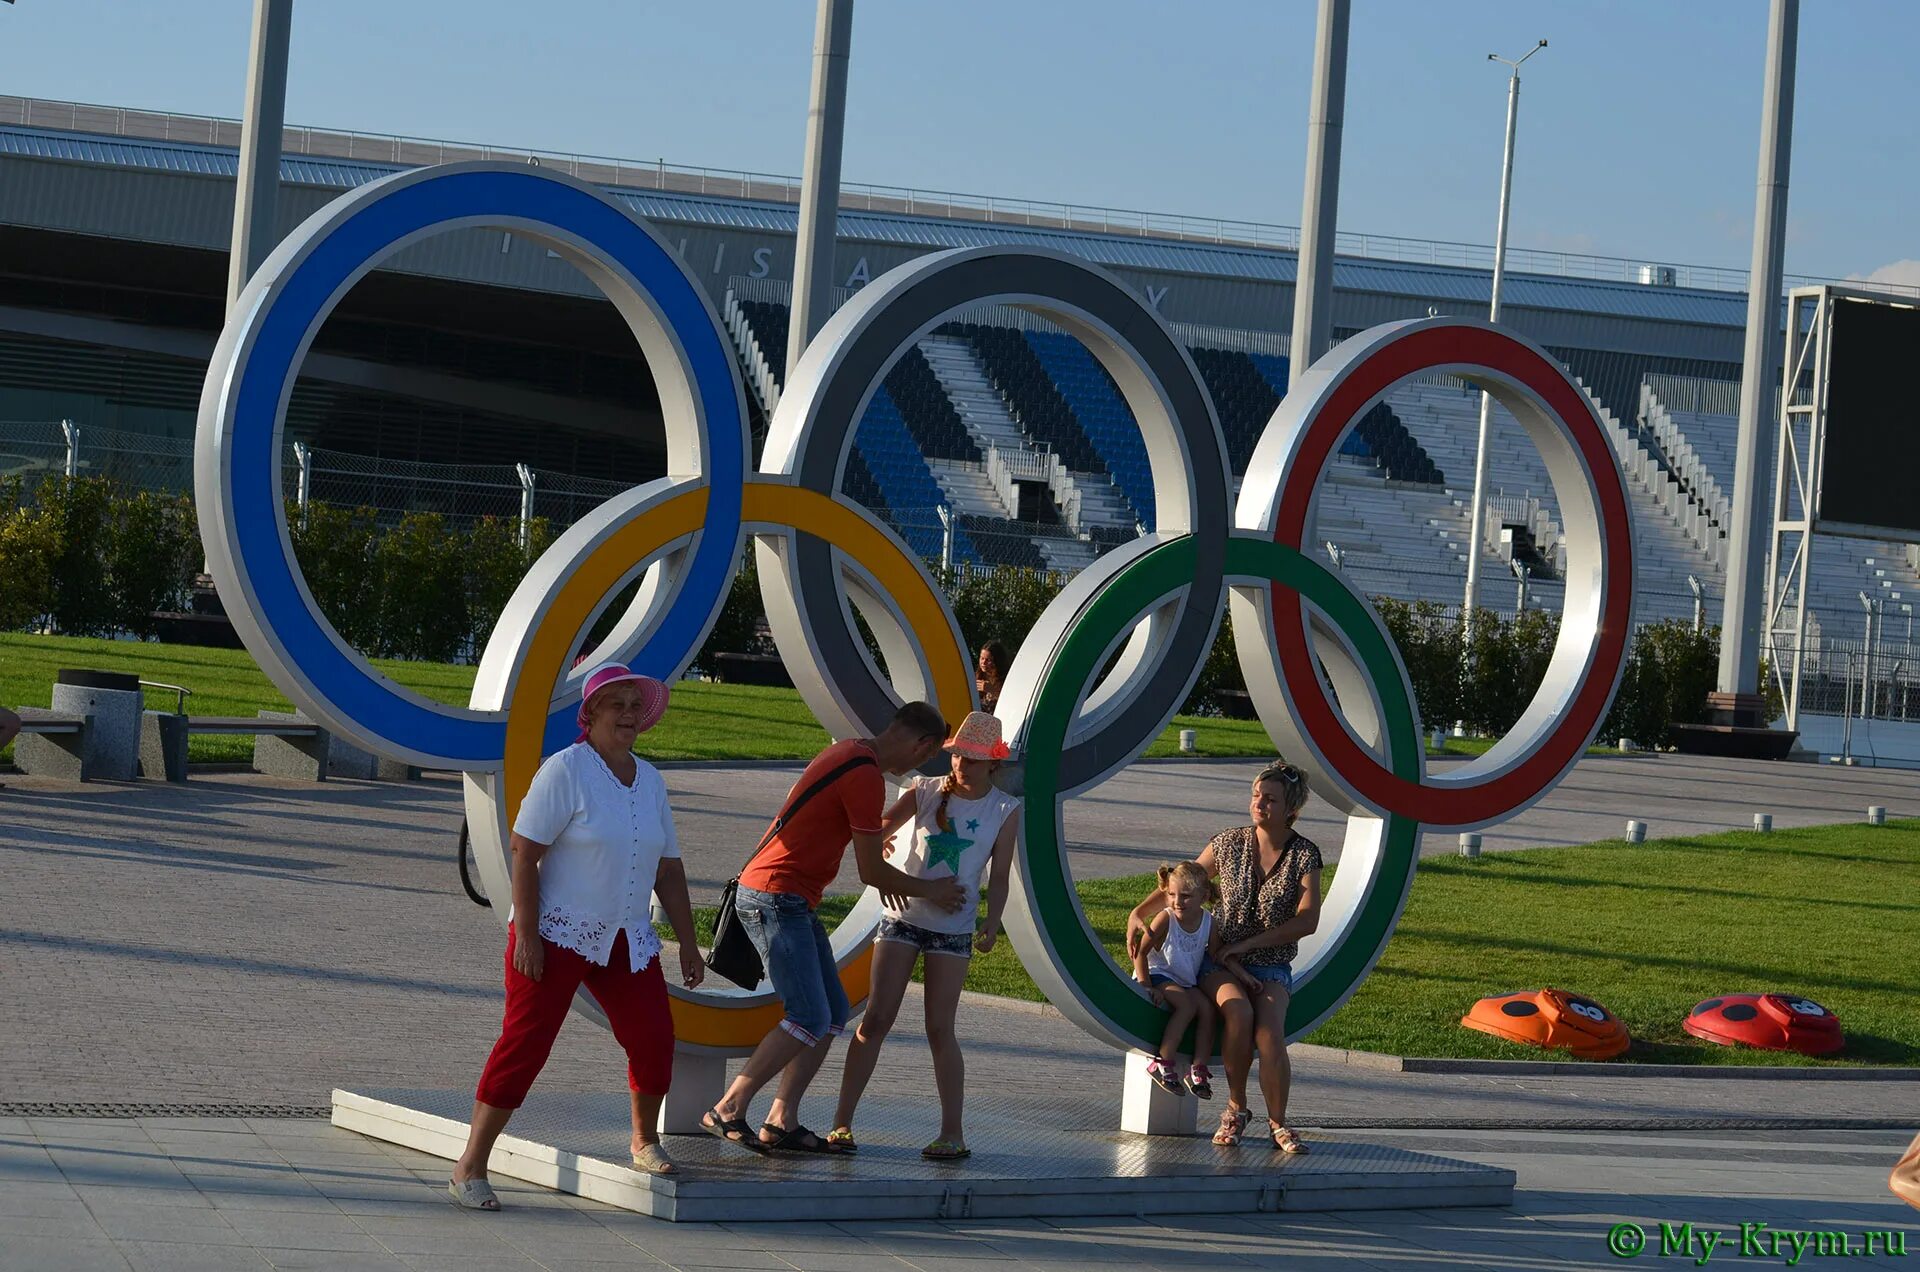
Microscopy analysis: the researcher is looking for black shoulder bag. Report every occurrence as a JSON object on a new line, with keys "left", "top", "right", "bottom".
{"left": 707, "top": 753, "right": 878, "bottom": 989}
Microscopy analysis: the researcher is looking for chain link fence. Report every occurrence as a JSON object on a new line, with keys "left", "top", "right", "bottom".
{"left": 4, "top": 420, "right": 1909, "bottom": 667}
{"left": 0, "top": 419, "right": 634, "bottom": 531}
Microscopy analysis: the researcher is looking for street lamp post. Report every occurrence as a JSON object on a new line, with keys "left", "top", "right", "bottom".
{"left": 1461, "top": 38, "right": 1547, "bottom": 646}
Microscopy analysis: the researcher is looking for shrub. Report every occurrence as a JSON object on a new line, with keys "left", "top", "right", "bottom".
{"left": 0, "top": 478, "right": 59, "bottom": 633}
{"left": 372, "top": 511, "right": 467, "bottom": 662}
{"left": 289, "top": 501, "right": 379, "bottom": 650}
{"left": 34, "top": 475, "right": 116, "bottom": 636}
{"left": 106, "top": 488, "right": 200, "bottom": 637}
{"left": 465, "top": 515, "right": 551, "bottom": 659}
{"left": 695, "top": 549, "right": 767, "bottom": 670}
{"left": 942, "top": 564, "right": 1065, "bottom": 666}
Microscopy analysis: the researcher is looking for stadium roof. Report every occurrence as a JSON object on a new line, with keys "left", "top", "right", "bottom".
{"left": 0, "top": 120, "right": 1751, "bottom": 329}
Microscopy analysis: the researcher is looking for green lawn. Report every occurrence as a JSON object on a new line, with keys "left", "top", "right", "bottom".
{"left": 678, "top": 819, "right": 1919, "bottom": 1067}
{"left": 0, "top": 633, "right": 1291, "bottom": 764}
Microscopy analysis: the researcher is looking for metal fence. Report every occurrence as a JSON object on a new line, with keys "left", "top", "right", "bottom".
{"left": 10, "top": 90, "right": 1920, "bottom": 301}
{"left": 0, "top": 419, "right": 634, "bottom": 531}
{"left": 1771, "top": 639, "right": 1920, "bottom": 729}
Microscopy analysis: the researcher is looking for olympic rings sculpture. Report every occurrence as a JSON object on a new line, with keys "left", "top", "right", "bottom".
{"left": 197, "top": 162, "right": 1633, "bottom": 1060}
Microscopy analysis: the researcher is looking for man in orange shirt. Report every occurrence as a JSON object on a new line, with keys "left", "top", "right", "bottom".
{"left": 703, "top": 701, "right": 967, "bottom": 1155}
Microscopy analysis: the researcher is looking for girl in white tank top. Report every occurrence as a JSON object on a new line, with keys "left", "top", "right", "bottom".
{"left": 1130, "top": 861, "right": 1226, "bottom": 1099}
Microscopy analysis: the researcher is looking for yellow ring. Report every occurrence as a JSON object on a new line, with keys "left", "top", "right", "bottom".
{"left": 501, "top": 479, "right": 973, "bottom": 1051}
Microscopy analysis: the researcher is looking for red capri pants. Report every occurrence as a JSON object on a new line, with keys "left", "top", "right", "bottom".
{"left": 475, "top": 927, "right": 673, "bottom": 1109}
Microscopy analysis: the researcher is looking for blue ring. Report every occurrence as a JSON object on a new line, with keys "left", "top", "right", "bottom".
{"left": 226, "top": 168, "right": 744, "bottom": 764}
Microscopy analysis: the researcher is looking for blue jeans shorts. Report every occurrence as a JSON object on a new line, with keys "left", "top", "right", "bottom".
{"left": 877, "top": 915, "right": 974, "bottom": 959}
{"left": 1199, "top": 957, "right": 1294, "bottom": 993}
{"left": 735, "top": 886, "right": 850, "bottom": 1047}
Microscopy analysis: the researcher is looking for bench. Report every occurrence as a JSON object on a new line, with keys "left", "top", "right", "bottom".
{"left": 137, "top": 710, "right": 416, "bottom": 783}
{"left": 13, "top": 708, "right": 94, "bottom": 780}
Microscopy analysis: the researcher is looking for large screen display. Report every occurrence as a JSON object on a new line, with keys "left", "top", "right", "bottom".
{"left": 1819, "top": 298, "right": 1920, "bottom": 541}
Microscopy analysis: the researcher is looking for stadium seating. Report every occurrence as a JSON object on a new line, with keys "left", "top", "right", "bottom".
{"left": 953, "top": 324, "right": 1111, "bottom": 480}
{"left": 851, "top": 386, "right": 979, "bottom": 566}
{"left": 1188, "top": 346, "right": 1284, "bottom": 473}
{"left": 885, "top": 346, "right": 981, "bottom": 464}
{"left": 720, "top": 293, "right": 1920, "bottom": 633}
{"left": 1023, "top": 330, "right": 1155, "bottom": 529}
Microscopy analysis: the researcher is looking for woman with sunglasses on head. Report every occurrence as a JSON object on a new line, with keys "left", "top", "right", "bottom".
{"left": 1125, "top": 759, "right": 1322, "bottom": 1155}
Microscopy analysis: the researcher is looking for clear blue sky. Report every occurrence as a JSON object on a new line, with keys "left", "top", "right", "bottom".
{"left": 4, "top": 1, "right": 1916, "bottom": 286}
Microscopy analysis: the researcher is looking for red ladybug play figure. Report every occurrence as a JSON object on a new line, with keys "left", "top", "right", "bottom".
{"left": 1683, "top": 994, "right": 1843, "bottom": 1056}
{"left": 1460, "top": 987, "right": 1631, "bottom": 1060}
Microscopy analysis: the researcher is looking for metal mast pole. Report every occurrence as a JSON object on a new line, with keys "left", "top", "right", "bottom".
{"left": 1288, "top": 0, "right": 1350, "bottom": 388}
{"left": 786, "top": 0, "right": 854, "bottom": 380}
{"left": 1461, "top": 40, "right": 1545, "bottom": 644}
{"left": 228, "top": 0, "right": 293, "bottom": 311}
{"left": 1717, "top": 0, "right": 1799, "bottom": 712}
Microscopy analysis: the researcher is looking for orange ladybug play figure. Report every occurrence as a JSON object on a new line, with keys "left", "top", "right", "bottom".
{"left": 1460, "top": 987, "right": 1631, "bottom": 1060}
{"left": 1682, "top": 993, "right": 1843, "bottom": 1056}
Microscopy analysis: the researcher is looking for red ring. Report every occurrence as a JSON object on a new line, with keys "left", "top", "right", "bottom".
{"left": 1268, "top": 324, "right": 1633, "bottom": 826}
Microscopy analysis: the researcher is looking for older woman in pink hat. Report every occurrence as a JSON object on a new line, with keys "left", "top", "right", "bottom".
{"left": 450, "top": 664, "right": 704, "bottom": 1209}
{"left": 828, "top": 711, "right": 1020, "bottom": 1160}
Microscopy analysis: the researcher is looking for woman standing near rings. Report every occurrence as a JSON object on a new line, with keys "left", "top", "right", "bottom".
{"left": 1126, "top": 759, "right": 1322, "bottom": 1155}
{"left": 829, "top": 712, "right": 1020, "bottom": 1160}
{"left": 450, "top": 664, "right": 705, "bottom": 1210}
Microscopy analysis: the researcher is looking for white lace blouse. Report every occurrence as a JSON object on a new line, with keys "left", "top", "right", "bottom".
{"left": 510, "top": 742, "right": 679, "bottom": 973}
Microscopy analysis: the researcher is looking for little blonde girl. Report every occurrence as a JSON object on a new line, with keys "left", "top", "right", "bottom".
{"left": 1131, "top": 860, "right": 1228, "bottom": 1099}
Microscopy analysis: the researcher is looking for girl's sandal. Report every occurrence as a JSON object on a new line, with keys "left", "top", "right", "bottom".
{"left": 922, "top": 1138, "right": 971, "bottom": 1161}
{"left": 1212, "top": 1106, "right": 1251, "bottom": 1147}
{"left": 824, "top": 1127, "right": 858, "bottom": 1154}
{"left": 1268, "top": 1121, "right": 1310, "bottom": 1155}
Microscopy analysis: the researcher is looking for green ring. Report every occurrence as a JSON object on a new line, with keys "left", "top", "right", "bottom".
{"left": 1019, "top": 533, "right": 1423, "bottom": 1048}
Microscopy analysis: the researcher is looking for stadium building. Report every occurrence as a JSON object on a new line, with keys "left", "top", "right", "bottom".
{"left": 1, "top": 93, "right": 1915, "bottom": 647}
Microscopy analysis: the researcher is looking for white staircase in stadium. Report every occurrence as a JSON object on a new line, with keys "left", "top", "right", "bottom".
{"left": 921, "top": 336, "right": 1035, "bottom": 456}
{"left": 925, "top": 458, "right": 1015, "bottom": 520}
{"left": 1636, "top": 379, "right": 1920, "bottom": 647}
{"left": 919, "top": 334, "right": 1120, "bottom": 572}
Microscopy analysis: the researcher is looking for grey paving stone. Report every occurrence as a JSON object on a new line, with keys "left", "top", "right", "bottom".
{"left": 111, "top": 1241, "right": 272, "bottom": 1272}
{"left": 203, "top": 1189, "right": 346, "bottom": 1216}
{"left": 366, "top": 1225, "right": 530, "bottom": 1257}
{"left": 0, "top": 1211, "right": 107, "bottom": 1240}
{"left": 73, "top": 1184, "right": 214, "bottom": 1210}
{"left": 0, "top": 1235, "right": 131, "bottom": 1272}
{"left": 768, "top": 1252, "right": 918, "bottom": 1272}
{"left": 259, "top": 1254, "right": 408, "bottom": 1272}
{"left": 87, "top": 1208, "right": 246, "bottom": 1244}
{"left": 398, "top": 1257, "right": 555, "bottom": 1272}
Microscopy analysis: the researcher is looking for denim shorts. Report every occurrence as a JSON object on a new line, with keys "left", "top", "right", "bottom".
{"left": 734, "top": 886, "right": 850, "bottom": 1047}
{"left": 876, "top": 915, "right": 974, "bottom": 959}
{"left": 1200, "top": 957, "right": 1294, "bottom": 993}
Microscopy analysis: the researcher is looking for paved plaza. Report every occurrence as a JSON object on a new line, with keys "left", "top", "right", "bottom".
{"left": 1, "top": 753, "right": 1916, "bottom": 1267}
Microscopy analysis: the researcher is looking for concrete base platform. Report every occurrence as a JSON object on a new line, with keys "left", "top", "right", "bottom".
{"left": 333, "top": 1087, "right": 1515, "bottom": 1223}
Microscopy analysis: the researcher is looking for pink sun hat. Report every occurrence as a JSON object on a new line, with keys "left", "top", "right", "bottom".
{"left": 944, "top": 710, "right": 1010, "bottom": 761}
{"left": 574, "top": 664, "right": 670, "bottom": 742}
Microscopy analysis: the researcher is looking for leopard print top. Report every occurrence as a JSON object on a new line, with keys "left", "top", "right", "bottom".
{"left": 1207, "top": 825, "right": 1323, "bottom": 967}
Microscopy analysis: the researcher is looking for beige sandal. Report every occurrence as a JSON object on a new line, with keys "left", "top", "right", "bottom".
{"left": 1212, "top": 1105, "right": 1251, "bottom": 1146}
{"left": 1268, "top": 1120, "right": 1309, "bottom": 1154}
{"left": 448, "top": 1176, "right": 500, "bottom": 1210}
{"left": 630, "top": 1141, "right": 678, "bottom": 1176}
